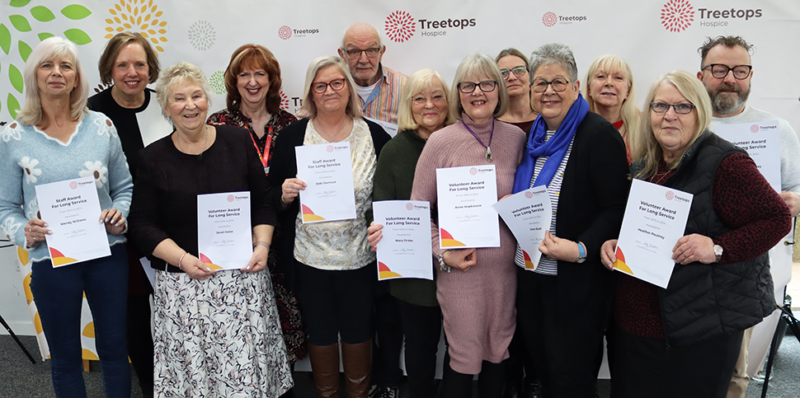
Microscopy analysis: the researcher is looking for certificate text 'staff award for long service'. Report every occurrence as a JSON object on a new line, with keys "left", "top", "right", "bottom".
{"left": 436, "top": 165, "right": 500, "bottom": 249}
{"left": 35, "top": 176, "right": 111, "bottom": 267}
{"left": 295, "top": 142, "right": 357, "bottom": 224}
{"left": 613, "top": 180, "right": 693, "bottom": 288}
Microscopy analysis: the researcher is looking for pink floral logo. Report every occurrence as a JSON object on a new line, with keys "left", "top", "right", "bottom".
{"left": 69, "top": 181, "right": 78, "bottom": 189}
{"left": 406, "top": 202, "right": 414, "bottom": 210}
{"left": 227, "top": 195, "right": 234, "bottom": 202}
{"left": 385, "top": 11, "right": 415, "bottom": 42}
{"left": 326, "top": 145, "right": 334, "bottom": 153}
{"left": 665, "top": 191, "right": 675, "bottom": 200}
{"left": 750, "top": 124, "right": 759, "bottom": 133}
{"left": 469, "top": 167, "right": 478, "bottom": 175}
{"left": 525, "top": 191, "right": 534, "bottom": 199}
{"left": 660, "top": 0, "right": 694, "bottom": 32}
{"left": 278, "top": 25, "right": 292, "bottom": 40}
{"left": 543, "top": 12, "right": 557, "bottom": 27}
{"left": 280, "top": 91, "right": 290, "bottom": 111}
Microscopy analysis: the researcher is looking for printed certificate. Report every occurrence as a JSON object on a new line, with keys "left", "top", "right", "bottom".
{"left": 197, "top": 192, "right": 252, "bottom": 270}
{"left": 713, "top": 120, "right": 781, "bottom": 192}
{"left": 613, "top": 179, "right": 693, "bottom": 288}
{"left": 295, "top": 142, "right": 356, "bottom": 223}
{"left": 373, "top": 200, "right": 433, "bottom": 281}
{"left": 493, "top": 186, "right": 551, "bottom": 270}
{"left": 35, "top": 176, "right": 110, "bottom": 267}
{"left": 436, "top": 165, "right": 499, "bottom": 249}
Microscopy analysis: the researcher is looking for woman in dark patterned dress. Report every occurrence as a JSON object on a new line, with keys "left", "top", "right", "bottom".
{"left": 206, "top": 44, "right": 306, "bottom": 370}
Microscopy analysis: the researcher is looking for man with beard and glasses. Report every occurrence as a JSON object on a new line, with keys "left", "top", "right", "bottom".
{"left": 697, "top": 35, "right": 800, "bottom": 398}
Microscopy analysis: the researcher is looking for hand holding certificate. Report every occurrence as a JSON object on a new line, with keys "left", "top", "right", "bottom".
{"left": 612, "top": 180, "right": 693, "bottom": 288}
{"left": 436, "top": 165, "right": 499, "bottom": 249}
{"left": 373, "top": 201, "right": 433, "bottom": 281}
{"left": 295, "top": 142, "right": 356, "bottom": 223}
{"left": 35, "top": 176, "right": 111, "bottom": 267}
{"left": 197, "top": 192, "right": 252, "bottom": 270}
{"left": 493, "top": 187, "right": 551, "bottom": 270}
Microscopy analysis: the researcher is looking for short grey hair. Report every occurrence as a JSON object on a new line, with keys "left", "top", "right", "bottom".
{"left": 155, "top": 62, "right": 212, "bottom": 120}
{"left": 301, "top": 56, "right": 362, "bottom": 119}
{"left": 449, "top": 53, "right": 510, "bottom": 120}
{"left": 529, "top": 43, "right": 579, "bottom": 83}
{"left": 340, "top": 22, "right": 383, "bottom": 50}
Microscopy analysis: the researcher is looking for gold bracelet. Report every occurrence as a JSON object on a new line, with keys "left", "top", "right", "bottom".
{"left": 178, "top": 252, "right": 188, "bottom": 269}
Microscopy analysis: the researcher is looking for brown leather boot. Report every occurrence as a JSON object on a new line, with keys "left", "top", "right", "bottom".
{"left": 341, "top": 340, "right": 372, "bottom": 398}
{"left": 307, "top": 343, "right": 340, "bottom": 398}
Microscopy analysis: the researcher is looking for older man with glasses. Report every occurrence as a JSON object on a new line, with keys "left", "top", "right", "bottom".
{"left": 697, "top": 35, "right": 800, "bottom": 398}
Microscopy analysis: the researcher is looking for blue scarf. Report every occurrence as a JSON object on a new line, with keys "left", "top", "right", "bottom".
{"left": 513, "top": 93, "right": 589, "bottom": 193}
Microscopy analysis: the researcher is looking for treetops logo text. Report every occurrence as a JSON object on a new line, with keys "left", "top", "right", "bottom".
{"left": 541, "top": 11, "right": 587, "bottom": 27}
{"left": 277, "top": 25, "right": 318, "bottom": 40}
{"left": 384, "top": 10, "right": 477, "bottom": 41}
{"left": 660, "top": 0, "right": 763, "bottom": 31}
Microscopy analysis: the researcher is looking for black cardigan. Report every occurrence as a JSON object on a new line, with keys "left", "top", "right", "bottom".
{"left": 268, "top": 117, "right": 391, "bottom": 286}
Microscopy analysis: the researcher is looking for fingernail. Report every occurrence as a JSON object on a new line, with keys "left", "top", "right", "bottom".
{"left": 206, "top": 267, "right": 211, "bottom": 272}
{"left": 43, "top": 223, "right": 48, "bottom": 227}
{"left": 105, "top": 218, "right": 110, "bottom": 222}
{"left": 247, "top": 266, "right": 252, "bottom": 270}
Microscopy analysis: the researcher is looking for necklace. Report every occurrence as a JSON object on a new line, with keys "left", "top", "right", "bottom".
{"left": 316, "top": 118, "right": 349, "bottom": 142}
{"left": 462, "top": 119, "right": 494, "bottom": 161}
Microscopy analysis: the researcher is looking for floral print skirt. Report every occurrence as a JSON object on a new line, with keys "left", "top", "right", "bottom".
{"left": 153, "top": 270, "right": 293, "bottom": 397}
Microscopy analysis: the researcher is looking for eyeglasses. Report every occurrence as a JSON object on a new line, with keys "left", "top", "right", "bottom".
{"left": 650, "top": 102, "right": 696, "bottom": 114}
{"left": 702, "top": 64, "right": 752, "bottom": 80}
{"left": 458, "top": 80, "right": 498, "bottom": 93}
{"left": 343, "top": 47, "right": 382, "bottom": 59}
{"left": 500, "top": 66, "right": 527, "bottom": 80}
{"left": 312, "top": 78, "right": 346, "bottom": 94}
{"left": 532, "top": 78, "right": 570, "bottom": 93}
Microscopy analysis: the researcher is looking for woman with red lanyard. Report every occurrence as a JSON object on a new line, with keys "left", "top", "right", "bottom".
{"left": 206, "top": 43, "right": 306, "bottom": 389}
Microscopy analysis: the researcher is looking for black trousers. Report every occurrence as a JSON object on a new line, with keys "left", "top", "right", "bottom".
{"left": 611, "top": 327, "right": 743, "bottom": 398}
{"left": 441, "top": 348, "right": 506, "bottom": 398}
{"left": 372, "top": 286, "right": 404, "bottom": 388}
{"left": 516, "top": 269, "right": 606, "bottom": 398}
{"left": 295, "top": 261, "right": 374, "bottom": 345}
{"left": 396, "top": 298, "right": 442, "bottom": 398}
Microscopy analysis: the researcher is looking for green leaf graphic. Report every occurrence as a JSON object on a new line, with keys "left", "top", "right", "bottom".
{"left": 61, "top": 5, "right": 92, "bottom": 20}
{"left": 18, "top": 40, "right": 32, "bottom": 62}
{"left": 10, "top": 0, "right": 31, "bottom": 7}
{"left": 38, "top": 32, "right": 55, "bottom": 41}
{"left": 30, "top": 6, "right": 56, "bottom": 22}
{"left": 9, "top": 64, "right": 23, "bottom": 94}
{"left": 64, "top": 29, "right": 91, "bottom": 45}
{"left": 0, "top": 24, "right": 11, "bottom": 55}
{"left": 9, "top": 15, "right": 32, "bottom": 33}
{"left": 7, "top": 93, "right": 21, "bottom": 119}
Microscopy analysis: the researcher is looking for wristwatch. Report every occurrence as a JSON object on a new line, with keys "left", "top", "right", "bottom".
{"left": 438, "top": 252, "right": 451, "bottom": 273}
{"left": 713, "top": 244, "right": 723, "bottom": 263}
{"left": 576, "top": 242, "right": 586, "bottom": 264}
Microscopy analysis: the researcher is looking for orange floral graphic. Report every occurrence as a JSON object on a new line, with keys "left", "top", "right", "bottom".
{"left": 104, "top": 0, "right": 168, "bottom": 54}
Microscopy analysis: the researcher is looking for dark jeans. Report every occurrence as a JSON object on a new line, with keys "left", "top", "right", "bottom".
{"left": 295, "top": 260, "right": 374, "bottom": 345}
{"left": 30, "top": 244, "right": 130, "bottom": 398}
{"left": 396, "top": 298, "right": 442, "bottom": 398}
{"left": 372, "top": 288, "right": 404, "bottom": 388}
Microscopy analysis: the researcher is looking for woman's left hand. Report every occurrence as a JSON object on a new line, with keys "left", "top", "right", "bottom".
{"left": 539, "top": 231, "right": 581, "bottom": 262}
{"left": 672, "top": 233, "right": 716, "bottom": 264}
{"left": 242, "top": 243, "right": 268, "bottom": 273}
{"left": 100, "top": 208, "right": 126, "bottom": 235}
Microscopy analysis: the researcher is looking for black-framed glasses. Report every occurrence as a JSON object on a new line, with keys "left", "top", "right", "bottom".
{"left": 312, "top": 78, "right": 346, "bottom": 94}
{"left": 458, "top": 80, "right": 498, "bottom": 93}
{"left": 702, "top": 64, "right": 752, "bottom": 80}
{"left": 343, "top": 47, "right": 382, "bottom": 59}
{"left": 532, "top": 78, "right": 570, "bottom": 93}
{"left": 500, "top": 66, "right": 527, "bottom": 80}
{"left": 650, "top": 102, "right": 695, "bottom": 114}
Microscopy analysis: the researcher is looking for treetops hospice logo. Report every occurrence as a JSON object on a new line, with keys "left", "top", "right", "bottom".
{"left": 751, "top": 124, "right": 759, "bottom": 133}
{"left": 406, "top": 202, "right": 414, "bottom": 211}
{"left": 542, "top": 12, "right": 557, "bottom": 27}
{"left": 541, "top": 11, "right": 587, "bottom": 27}
{"left": 278, "top": 25, "right": 318, "bottom": 40}
{"left": 525, "top": 191, "right": 534, "bottom": 199}
{"left": 661, "top": 0, "right": 694, "bottom": 32}
{"left": 385, "top": 10, "right": 476, "bottom": 41}
{"left": 665, "top": 191, "right": 675, "bottom": 200}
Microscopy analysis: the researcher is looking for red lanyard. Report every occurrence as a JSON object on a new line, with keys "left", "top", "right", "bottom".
{"left": 249, "top": 124, "right": 273, "bottom": 175}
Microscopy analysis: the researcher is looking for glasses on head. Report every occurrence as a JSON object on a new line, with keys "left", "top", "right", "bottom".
{"left": 458, "top": 80, "right": 498, "bottom": 94}
{"left": 532, "top": 78, "right": 570, "bottom": 93}
{"left": 312, "top": 78, "right": 346, "bottom": 94}
{"left": 500, "top": 66, "right": 527, "bottom": 80}
{"left": 650, "top": 102, "right": 695, "bottom": 114}
{"left": 343, "top": 47, "right": 382, "bottom": 59}
{"left": 702, "top": 64, "right": 752, "bottom": 80}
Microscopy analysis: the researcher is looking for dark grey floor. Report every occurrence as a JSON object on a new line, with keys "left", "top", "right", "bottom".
{"left": 1, "top": 330, "right": 798, "bottom": 397}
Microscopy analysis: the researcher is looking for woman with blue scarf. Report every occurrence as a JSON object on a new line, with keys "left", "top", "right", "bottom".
{"left": 513, "top": 43, "right": 630, "bottom": 397}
